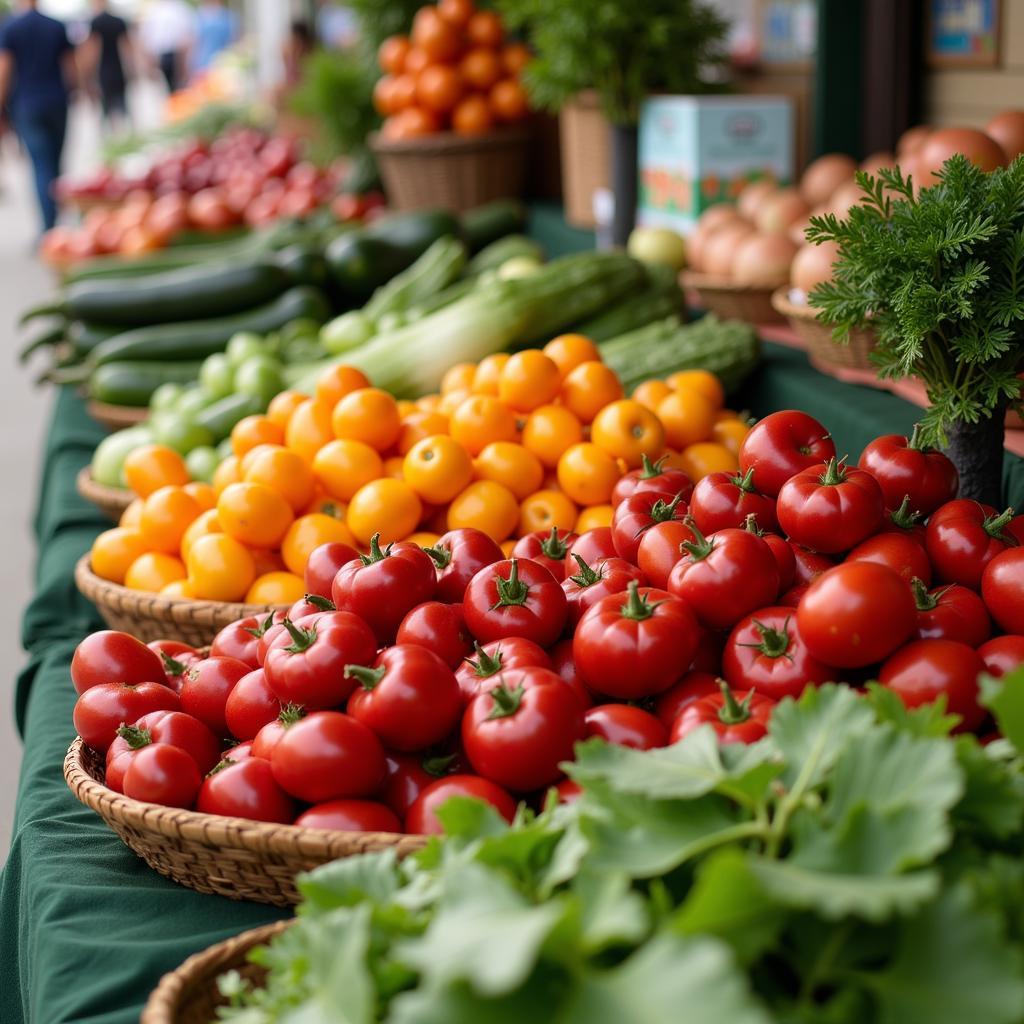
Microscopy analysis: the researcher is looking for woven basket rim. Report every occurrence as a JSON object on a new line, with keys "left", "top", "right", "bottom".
{"left": 369, "top": 126, "right": 530, "bottom": 156}
{"left": 141, "top": 919, "right": 292, "bottom": 1024}
{"left": 680, "top": 271, "right": 778, "bottom": 297}
{"left": 76, "top": 465, "right": 133, "bottom": 505}
{"left": 65, "top": 736, "right": 427, "bottom": 857}
{"left": 770, "top": 285, "right": 821, "bottom": 321}
{"left": 86, "top": 398, "right": 150, "bottom": 429}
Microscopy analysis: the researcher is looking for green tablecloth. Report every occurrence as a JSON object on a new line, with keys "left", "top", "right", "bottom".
{"left": 2, "top": 349, "right": 1023, "bottom": 1024}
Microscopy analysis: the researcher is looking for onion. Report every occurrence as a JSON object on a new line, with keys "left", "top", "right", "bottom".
{"left": 791, "top": 240, "right": 841, "bottom": 297}
{"left": 754, "top": 187, "right": 808, "bottom": 236}
{"left": 737, "top": 180, "right": 778, "bottom": 221}
{"left": 788, "top": 203, "right": 830, "bottom": 245}
{"left": 918, "top": 127, "right": 1007, "bottom": 181}
{"left": 731, "top": 233, "right": 799, "bottom": 288}
{"left": 897, "top": 125, "right": 931, "bottom": 157}
{"left": 860, "top": 151, "right": 896, "bottom": 175}
{"left": 697, "top": 203, "right": 743, "bottom": 232}
{"left": 829, "top": 180, "right": 866, "bottom": 217}
{"left": 800, "top": 153, "right": 856, "bottom": 206}
{"left": 985, "top": 110, "right": 1024, "bottom": 160}
{"left": 701, "top": 221, "right": 756, "bottom": 277}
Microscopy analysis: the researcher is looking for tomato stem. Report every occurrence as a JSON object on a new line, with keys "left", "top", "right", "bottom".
{"left": 716, "top": 679, "right": 753, "bottom": 725}
{"left": 888, "top": 495, "right": 922, "bottom": 531}
{"left": 360, "top": 532, "right": 392, "bottom": 565}
{"left": 423, "top": 544, "right": 452, "bottom": 570}
{"left": 743, "top": 512, "right": 765, "bottom": 536}
{"left": 279, "top": 703, "right": 305, "bottom": 726}
{"left": 910, "top": 576, "right": 939, "bottom": 611}
{"left": 568, "top": 553, "right": 604, "bottom": 588}
{"left": 680, "top": 516, "right": 713, "bottom": 562}
{"left": 650, "top": 491, "right": 686, "bottom": 524}
{"left": 539, "top": 527, "right": 570, "bottom": 560}
{"left": 817, "top": 456, "right": 848, "bottom": 487}
{"left": 751, "top": 619, "right": 792, "bottom": 660}
{"left": 731, "top": 466, "right": 759, "bottom": 493}
{"left": 984, "top": 506, "right": 1017, "bottom": 540}
{"left": 491, "top": 558, "right": 529, "bottom": 608}
{"left": 303, "top": 594, "right": 336, "bottom": 612}
{"left": 907, "top": 423, "right": 927, "bottom": 452}
{"left": 245, "top": 611, "right": 278, "bottom": 639}
{"left": 465, "top": 641, "right": 504, "bottom": 678}
{"left": 422, "top": 753, "right": 458, "bottom": 777}
{"left": 282, "top": 617, "right": 318, "bottom": 653}
{"left": 639, "top": 452, "right": 667, "bottom": 480}
{"left": 344, "top": 663, "right": 387, "bottom": 690}
{"left": 115, "top": 723, "right": 152, "bottom": 750}
{"left": 619, "top": 580, "right": 657, "bottom": 621}
{"left": 486, "top": 681, "right": 525, "bottom": 720}
{"left": 158, "top": 650, "right": 188, "bottom": 677}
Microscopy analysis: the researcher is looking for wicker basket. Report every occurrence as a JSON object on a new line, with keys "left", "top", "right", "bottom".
{"left": 370, "top": 127, "right": 529, "bottom": 213}
{"left": 771, "top": 288, "right": 878, "bottom": 371}
{"left": 86, "top": 399, "right": 149, "bottom": 431}
{"left": 76, "top": 466, "right": 133, "bottom": 522}
{"left": 65, "top": 738, "right": 426, "bottom": 906}
{"left": 681, "top": 272, "right": 785, "bottom": 325}
{"left": 142, "top": 920, "right": 291, "bottom": 1024}
{"left": 560, "top": 92, "right": 611, "bottom": 228}
{"left": 74, "top": 555, "right": 287, "bottom": 647}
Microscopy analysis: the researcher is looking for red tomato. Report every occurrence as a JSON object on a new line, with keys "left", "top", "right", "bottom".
{"left": 880, "top": 639, "right": 985, "bottom": 732}
{"left": 250, "top": 705, "right": 305, "bottom": 761}
{"left": 222, "top": 741, "right": 253, "bottom": 763}
{"left": 147, "top": 640, "right": 203, "bottom": 692}
{"left": 747, "top": 521, "right": 796, "bottom": 591}
{"left": 691, "top": 627, "right": 726, "bottom": 672}
{"left": 107, "top": 708, "right": 219, "bottom": 783}
{"left": 846, "top": 531, "right": 932, "bottom": 586}
{"left": 463, "top": 557, "right": 567, "bottom": 647}
{"left": 405, "top": 774, "right": 518, "bottom": 835}
{"left": 332, "top": 534, "right": 437, "bottom": 644}
{"left": 511, "top": 528, "right": 578, "bottom": 581}
{"left": 122, "top": 744, "right": 202, "bottom": 808}
{"left": 574, "top": 582, "right": 699, "bottom": 698}
{"left": 779, "top": 584, "right": 809, "bottom": 607}
{"left": 179, "top": 656, "right": 251, "bottom": 736}
{"left": 653, "top": 670, "right": 720, "bottom": 728}
{"left": 553, "top": 778, "right": 582, "bottom": 803}
{"left": 547, "top": 637, "right": 592, "bottom": 708}
{"left": 776, "top": 458, "right": 884, "bottom": 553}
{"left": 611, "top": 489, "right": 690, "bottom": 563}
{"left": 562, "top": 555, "right": 645, "bottom": 626}
{"left": 263, "top": 611, "right": 377, "bottom": 709}
{"left": 722, "top": 607, "right": 835, "bottom": 700}
{"left": 294, "top": 799, "right": 401, "bottom": 833}
{"left": 73, "top": 682, "right": 180, "bottom": 752}
{"left": 670, "top": 683, "right": 776, "bottom": 744}
{"left": 426, "top": 528, "right": 505, "bottom": 602}
{"left": 791, "top": 545, "right": 836, "bottom": 585}
{"left": 637, "top": 519, "right": 697, "bottom": 589}
{"left": 738, "top": 411, "right": 836, "bottom": 497}
{"left": 689, "top": 467, "right": 778, "bottom": 534}
{"left": 255, "top": 612, "right": 294, "bottom": 666}
{"left": 981, "top": 548, "right": 1024, "bottom": 634}
{"left": 196, "top": 757, "right": 296, "bottom": 823}
{"left": 455, "top": 637, "right": 551, "bottom": 704}
{"left": 926, "top": 500, "right": 1024, "bottom": 589}
{"left": 611, "top": 454, "right": 694, "bottom": 508}
{"left": 858, "top": 432, "right": 958, "bottom": 515}
{"left": 797, "top": 562, "right": 916, "bottom": 668}
{"left": 381, "top": 752, "right": 458, "bottom": 819}
{"left": 876, "top": 495, "right": 927, "bottom": 541}
{"left": 462, "top": 670, "right": 586, "bottom": 791}
{"left": 223, "top": 668, "right": 281, "bottom": 741}
{"left": 287, "top": 595, "right": 335, "bottom": 622}
{"left": 912, "top": 579, "right": 991, "bottom": 646}
{"left": 583, "top": 704, "right": 667, "bottom": 749}
{"left": 667, "top": 525, "right": 780, "bottom": 630}
{"left": 211, "top": 612, "right": 287, "bottom": 670}
{"left": 346, "top": 645, "right": 461, "bottom": 752}
{"left": 304, "top": 541, "right": 360, "bottom": 599}
{"left": 270, "top": 711, "right": 386, "bottom": 802}
{"left": 978, "top": 635, "right": 1024, "bottom": 678}
{"left": 564, "top": 528, "right": 618, "bottom": 576}
{"left": 72, "top": 630, "right": 167, "bottom": 695}
{"left": 396, "top": 601, "right": 473, "bottom": 668}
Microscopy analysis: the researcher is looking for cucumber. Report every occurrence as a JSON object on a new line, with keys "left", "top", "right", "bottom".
{"left": 326, "top": 235, "right": 412, "bottom": 301}
{"left": 460, "top": 200, "right": 527, "bottom": 252}
{"left": 362, "top": 208, "right": 460, "bottom": 254}
{"left": 574, "top": 286, "right": 684, "bottom": 342}
{"left": 466, "top": 234, "right": 544, "bottom": 277}
{"left": 88, "top": 360, "right": 204, "bottom": 406}
{"left": 195, "top": 393, "right": 265, "bottom": 441}
{"left": 364, "top": 236, "right": 467, "bottom": 323}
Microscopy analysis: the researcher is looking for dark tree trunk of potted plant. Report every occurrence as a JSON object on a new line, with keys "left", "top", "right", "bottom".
{"left": 609, "top": 122, "right": 639, "bottom": 246}
{"left": 944, "top": 407, "right": 1007, "bottom": 507}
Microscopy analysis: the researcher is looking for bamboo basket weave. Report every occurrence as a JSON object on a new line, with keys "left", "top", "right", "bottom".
{"left": 74, "top": 555, "right": 287, "bottom": 647}
{"left": 771, "top": 288, "right": 878, "bottom": 371}
{"left": 76, "top": 466, "right": 133, "bottom": 522}
{"left": 65, "top": 738, "right": 426, "bottom": 906}
{"left": 142, "top": 921, "right": 291, "bottom": 1024}
{"left": 370, "top": 127, "right": 529, "bottom": 212}
{"left": 86, "top": 399, "right": 149, "bottom": 431}
{"left": 681, "top": 271, "right": 785, "bottom": 325}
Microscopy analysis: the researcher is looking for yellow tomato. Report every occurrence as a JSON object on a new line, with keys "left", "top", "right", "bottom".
{"left": 659, "top": 449, "right": 689, "bottom": 472}
{"left": 266, "top": 390, "right": 307, "bottom": 430}
{"left": 304, "top": 489, "right": 346, "bottom": 518}
{"left": 396, "top": 399, "right": 418, "bottom": 418}
{"left": 212, "top": 455, "right": 242, "bottom": 496}
{"left": 679, "top": 442, "right": 739, "bottom": 481}
{"left": 657, "top": 388, "right": 717, "bottom": 450}
{"left": 312, "top": 439, "right": 383, "bottom": 502}
{"left": 281, "top": 513, "right": 357, "bottom": 576}
{"left": 416, "top": 394, "right": 442, "bottom": 413}
{"left": 404, "top": 530, "right": 441, "bottom": 547}
{"left": 123, "top": 444, "right": 190, "bottom": 498}
{"left": 231, "top": 415, "right": 284, "bottom": 459}
{"left": 245, "top": 571, "right": 307, "bottom": 605}
{"left": 242, "top": 445, "right": 315, "bottom": 513}
{"left": 91, "top": 527, "right": 149, "bottom": 584}
{"left": 124, "top": 552, "right": 186, "bottom": 593}
{"left": 446, "top": 480, "right": 519, "bottom": 541}
{"left": 436, "top": 387, "right": 473, "bottom": 417}
{"left": 180, "top": 508, "right": 222, "bottom": 561}
{"left": 667, "top": 369, "right": 725, "bottom": 409}
{"left": 315, "top": 364, "right": 371, "bottom": 408}
{"left": 186, "top": 533, "right": 256, "bottom": 602}
{"left": 160, "top": 579, "right": 194, "bottom": 599}
{"left": 183, "top": 481, "right": 215, "bottom": 511}
{"left": 216, "top": 481, "right": 294, "bottom": 549}
{"left": 383, "top": 455, "right": 405, "bottom": 479}
{"left": 119, "top": 498, "right": 144, "bottom": 529}
{"left": 448, "top": 395, "right": 519, "bottom": 456}
{"left": 575, "top": 504, "right": 614, "bottom": 531}
{"left": 632, "top": 379, "right": 672, "bottom": 411}
{"left": 473, "top": 441, "right": 544, "bottom": 500}
{"left": 590, "top": 400, "right": 666, "bottom": 468}
{"left": 397, "top": 410, "right": 449, "bottom": 455}
{"left": 472, "top": 352, "right": 509, "bottom": 395}
{"left": 332, "top": 387, "right": 401, "bottom": 452}
{"left": 285, "top": 399, "right": 335, "bottom": 463}
{"left": 712, "top": 417, "right": 751, "bottom": 456}
{"left": 521, "top": 404, "right": 583, "bottom": 468}
{"left": 543, "top": 333, "right": 601, "bottom": 377}
{"left": 519, "top": 489, "right": 577, "bottom": 535}
{"left": 251, "top": 548, "right": 287, "bottom": 577}
{"left": 560, "top": 360, "right": 624, "bottom": 423}
{"left": 403, "top": 434, "right": 474, "bottom": 504}
{"left": 500, "top": 539, "right": 516, "bottom": 557}
{"left": 347, "top": 478, "right": 423, "bottom": 545}
{"left": 138, "top": 486, "right": 202, "bottom": 555}
{"left": 441, "top": 361, "right": 477, "bottom": 394}
{"left": 556, "top": 442, "right": 621, "bottom": 506}
{"left": 498, "top": 349, "right": 562, "bottom": 412}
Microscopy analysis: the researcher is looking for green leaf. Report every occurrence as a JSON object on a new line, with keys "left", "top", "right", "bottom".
{"left": 863, "top": 683, "right": 960, "bottom": 736}
{"left": 980, "top": 667, "right": 1024, "bottom": 751}
{"left": 297, "top": 849, "right": 401, "bottom": 912}
{"left": 571, "top": 870, "right": 650, "bottom": 954}
{"left": 435, "top": 795, "right": 515, "bottom": 840}
{"left": 561, "top": 933, "right": 772, "bottom": 1024}
{"left": 952, "top": 736, "right": 1024, "bottom": 839}
{"left": 861, "top": 885, "right": 1024, "bottom": 1024}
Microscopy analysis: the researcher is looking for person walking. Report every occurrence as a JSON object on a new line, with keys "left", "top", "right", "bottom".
{"left": 85, "top": 0, "right": 132, "bottom": 130}
{"left": 139, "top": 0, "right": 193, "bottom": 94}
{"left": 192, "top": 0, "right": 238, "bottom": 78}
{"left": 0, "top": 0, "right": 76, "bottom": 233}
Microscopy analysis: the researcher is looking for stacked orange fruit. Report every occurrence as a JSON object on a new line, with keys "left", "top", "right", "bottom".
{"left": 90, "top": 334, "right": 750, "bottom": 603}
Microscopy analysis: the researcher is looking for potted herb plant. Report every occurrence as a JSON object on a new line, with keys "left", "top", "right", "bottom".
{"left": 808, "top": 156, "right": 1024, "bottom": 504}
{"left": 498, "top": 0, "right": 728, "bottom": 245}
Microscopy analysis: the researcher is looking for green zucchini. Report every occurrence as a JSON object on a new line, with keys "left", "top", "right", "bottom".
{"left": 195, "top": 393, "right": 265, "bottom": 441}
{"left": 460, "top": 200, "right": 527, "bottom": 252}
{"left": 574, "top": 284, "right": 684, "bottom": 342}
{"left": 88, "top": 360, "right": 204, "bottom": 406}
{"left": 68, "top": 320, "right": 122, "bottom": 355}
{"left": 326, "top": 235, "right": 413, "bottom": 301}
{"left": 466, "top": 234, "right": 543, "bottom": 277}
{"left": 362, "top": 208, "right": 460, "bottom": 253}
{"left": 364, "top": 236, "right": 467, "bottom": 323}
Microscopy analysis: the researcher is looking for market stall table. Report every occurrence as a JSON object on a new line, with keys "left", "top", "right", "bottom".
{"left": 2, "top": 348, "right": 1023, "bottom": 1024}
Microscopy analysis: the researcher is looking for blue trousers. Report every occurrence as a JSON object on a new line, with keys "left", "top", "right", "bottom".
{"left": 14, "top": 106, "right": 67, "bottom": 232}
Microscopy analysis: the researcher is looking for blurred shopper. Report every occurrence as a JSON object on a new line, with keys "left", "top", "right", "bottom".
{"left": 281, "top": 20, "right": 314, "bottom": 93}
{"left": 316, "top": 1, "right": 357, "bottom": 50}
{"left": 139, "top": 0, "right": 193, "bottom": 93}
{"left": 192, "top": 0, "right": 237, "bottom": 78}
{"left": 0, "top": 0, "right": 76, "bottom": 232}
{"left": 84, "top": 0, "right": 132, "bottom": 130}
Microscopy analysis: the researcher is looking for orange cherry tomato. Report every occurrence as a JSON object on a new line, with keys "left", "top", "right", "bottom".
{"left": 415, "top": 63, "right": 464, "bottom": 114}
{"left": 183, "top": 481, "right": 216, "bottom": 511}
{"left": 390, "top": 73, "right": 418, "bottom": 112}
{"left": 378, "top": 34, "right": 411, "bottom": 74}
{"left": 590, "top": 399, "right": 666, "bottom": 468}
{"left": 251, "top": 548, "right": 287, "bottom": 577}
{"left": 412, "top": 7, "right": 463, "bottom": 62}
{"left": 403, "top": 435, "right": 474, "bottom": 504}
{"left": 556, "top": 442, "right": 621, "bottom": 506}
{"left": 657, "top": 388, "right": 717, "bottom": 450}
{"left": 120, "top": 498, "right": 143, "bottom": 529}
{"left": 521, "top": 404, "right": 583, "bottom": 467}
{"left": 231, "top": 415, "right": 284, "bottom": 460}
{"left": 315, "top": 364, "right": 371, "bottom": 408}
{"left": 667, "top": 369, "right": 725, "bottom": 409}
{"left": 436, "top": 387, "right": 473, "bottom": 417}
{"left": 397, "top": 410, "right": 450, "bottom": 455}
{"left": 281, "top": 513, "right": 357, "bottom": 576}
{"left": 500, "top": 539, "right": 516, "bottom": 557}
{"left": 542, "top": 334, "right": 601, "bottom": 378}
{"left": 678, "top": 442, "right": 738, "bottom": 481}
{"left": 285, "top": 399, "right": 335, "bottom": 463}
{"left": 245, "top": 572, "right": 306, "bottom": 606}
{"left": 216, "top": 482, "right": 294, "bottom": 549}
{"left": 502, "top": 42, "right": 531, "bottom": 75}
{"left": 138, "top": 486, "right": 202, "bottom": 555}
{"left": 160, "top": 579, "right": 194, "bottom": 600}
{"left": 311, "top": 439, "right": 383, "bottom": 502}
{"left": 373, "top": 76, "right": 402, "bottom": 117}
{"left": 347, "top": 478, "right": 423, "bottom": 546}
{"left": 383, "top": 455, "right": 406, "bottom": 479}
{"left": 186, "top": 533, "right": 256, "bottom": 602}
{"left": 575, "top": 504, "right": 614, "bottom": 532}
{"left": 124, "top": 552, "right": 186, "bottom": 593}
{"left": 632, "top": 379, "right": 673, "bottom": 411}
{"left": 473, "top": 441, "right": 544, "bottom": 500}
{"left": 467, "top": 9, "right": 503, "bottom": 47}
{"left": 405, "top": 530, "right": 441, "bottom": 547}
{"left": 489, "top": 78, "right": 528, "bottom": 121}
{"left": 519, "top": 489, "right": 577, "bottom": 536}
{"left": 448, "top": 395, "right": 518, "bottom": 456}
{"left": 212, "top": 455, "right": 242, "bottom": 496}
{"left": 416, "top": 394, "right": 442, "bottom": 413}
{"left": 711, "top": 417, "right": 751, "bottom": 456}
{"left": 560, "top": 361, "right": 624, "bottom": 424}
{"left": 332, "top": 387, "right": 402, "bottom": 452}
{"left": 498, "top": 349, "right": 562, "bottom": 412}
{"left": 242, "top": 445, "right": 315, "bottom": 513}
{"left": 438, "top": 0, "right": 474, "bottom": 27}
{"left": 452, "top": 94, "right": 494, "bottom": 136}
{"left": 403, "top": 46, "right": 431, "bottom": 76}
{"left": 441, "top": 362, "right": 477, "bottom": 394}
{"left": 447, "top": 480, "right": 519, "bottom": 542}
{"left": 123, "top": 444, "right": 190, "bottom": 498}
{"left": 180, "top": 507, "right": 222, "bottom": 561}
{"left": 460, "top": 46, "right": 502, "bottom": 90}
{"left": 91, "top": 527, "right": 148, "bottom": 584}
{"left": 472, "top": 353, "right": 509, "bottom": 394}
